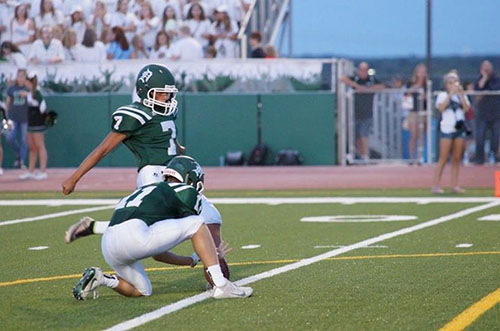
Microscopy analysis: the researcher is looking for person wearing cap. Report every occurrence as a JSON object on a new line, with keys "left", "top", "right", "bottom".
{"left": 65, "top": 5, "right": 87, "bottom": 43}
{"left": 211, "top": 5, "right": 238, "bottom": 58}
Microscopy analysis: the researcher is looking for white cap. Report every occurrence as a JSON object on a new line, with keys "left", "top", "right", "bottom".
{"left": 216, "top": 5, "right": 228, "bottom": 13}
{"left": 71, "top": 5, "right": 83, "bottom": 14}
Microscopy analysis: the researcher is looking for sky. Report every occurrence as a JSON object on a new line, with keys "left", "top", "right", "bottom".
{"left": 291, "top": 0, "right": 500, "bottom": 58}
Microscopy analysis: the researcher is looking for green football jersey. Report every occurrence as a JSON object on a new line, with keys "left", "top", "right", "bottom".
{"left": 111, "top": 102, "right": 178, "bottom": 169}
{"left": 109, "top": 182, "right": 202, "bottom": 227}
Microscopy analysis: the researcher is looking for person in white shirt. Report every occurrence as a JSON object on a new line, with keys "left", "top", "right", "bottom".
{"left": 136, "top": 1, "right": 159, "bottom": 51}
{"left": 0, "top": 41, "right": 27, "bottom": 68}
{"left": 161, "top": 5, "right": 179, "bottom": 42}
{"left": 211, "top": 5, "right": 239, "bottom": 58}
{"left": 213, "top": 0, "right": 249, "bottom": 24}
{"left": 169, "top": 24, "right": 203, "bottom": 60}
{"left": 109, "top": 0, "right": 137, "bottom": 42}
{"left": 153, "top": 0, "right": 182, "bottom": 22}
{"left": 0, "top": 1, "right": 13, "bottom": 45}
{"left": 183, "top": 0, "right": 211, "bottom": 20}
{"left": 88, "top": 0, "right": 111, "bottom": 41}
{"left": 130, "top": 34, "right": 149, "bottom": 59}
{"left": 432, "top": 71, "right": 471, "bottom": 194}
{"left": 28, "top": 25, "right": 65, "bottom": 64}
{"left": 65, "top": 5, "right": 88, "bottom": 43}
{"left": 149, "top": 30, "right": 170, "bottom": 59}
{"left": 73, "top": 28, "right": 106, "bottom": 63}
{"left": 62, "top": 0, "right": 93, "bottom": 18}
{"left": 9, "top": 4, "right": 35, "bottom": 56}
{"left": 62, "top": 28, "right": 77, "bottom": 61}
{"left": 34, "top": 0, "right": 65, "bottom": 35}
{"left": 186, "top": 3, "right": 211, "bottom": 49}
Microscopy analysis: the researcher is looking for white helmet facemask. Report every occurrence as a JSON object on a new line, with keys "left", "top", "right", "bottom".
{"left": 143, "top": 85, "right": 179, "bottom": 116}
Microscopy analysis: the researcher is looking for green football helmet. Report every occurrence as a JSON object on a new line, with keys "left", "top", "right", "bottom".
{"left": 163, "top": 156, "right": 205, "bottom": 192}
{"left": 136, "top": 64, "right": 178, "bottom": 116}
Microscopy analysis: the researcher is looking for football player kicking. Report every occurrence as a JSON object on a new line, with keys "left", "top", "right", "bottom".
{"left": 62, "top": 64, "right": 228, "bottom": 277}
{"left": 73, "top": 157, "right": 252, "bottom": 300}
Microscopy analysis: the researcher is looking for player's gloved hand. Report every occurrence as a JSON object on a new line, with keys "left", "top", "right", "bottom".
{"left": 217, "top": 241, "right": 232, "bottom": 259}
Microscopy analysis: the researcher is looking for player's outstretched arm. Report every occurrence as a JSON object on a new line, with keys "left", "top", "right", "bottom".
{"left": 62, "top": 132, "right": 127, "bottom": 195}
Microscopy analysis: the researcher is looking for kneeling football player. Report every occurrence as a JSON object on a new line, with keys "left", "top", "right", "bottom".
{"left": 73, "top": 158, "right": 252, "bottom": 300}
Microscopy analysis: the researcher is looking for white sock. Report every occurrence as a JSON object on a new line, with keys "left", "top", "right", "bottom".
{"left": 206, "top": 264, "right": 228, "bottom": 287}
{"left": 102, "top": 274, "right": 119, "bottom": 288}
{"left": 94, "top": 221, "right": 109, "bottom": 234}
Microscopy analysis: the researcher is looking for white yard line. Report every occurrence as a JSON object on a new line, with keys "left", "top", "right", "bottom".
{"left": 0, "top": 206, "right": 115, "bottom": 227}
{"left": 105, "top": 200, "right": 500, "bottom": 331}
{"left": 0, "top": 197, "right": 498, "bottom": 207}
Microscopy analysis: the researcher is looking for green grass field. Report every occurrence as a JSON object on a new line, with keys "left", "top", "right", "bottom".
{"left": 1, "top": 189, "right": 499, "bottom": 330}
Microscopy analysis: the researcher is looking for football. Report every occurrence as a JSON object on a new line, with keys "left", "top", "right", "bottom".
{"left": 204, "top": 257, "right": 230, "bottom": 287}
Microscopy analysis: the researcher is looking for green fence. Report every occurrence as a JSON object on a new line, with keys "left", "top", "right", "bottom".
{"left": 1, "top": 92, "right": 336, "bottom": 168}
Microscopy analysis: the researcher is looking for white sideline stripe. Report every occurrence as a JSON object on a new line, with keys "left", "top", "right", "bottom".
{"left": 0, "top": 197, "right": 498, "bottom": 206}
{"left": 0, "top": 206, "right": 115, "bottom": 226}
{"left": 105, "top": 200, "right": 500, "bottom": 331}
{"left": 113, "top": 110, "right": 146, "bottom": 125}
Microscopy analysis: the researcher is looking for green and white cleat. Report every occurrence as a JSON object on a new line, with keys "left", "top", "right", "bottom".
{"left": 73, "top": 267, "right": 103, "bottom": 300}
{"left": 212, "top": 281, "right": 253, "bottom": 299}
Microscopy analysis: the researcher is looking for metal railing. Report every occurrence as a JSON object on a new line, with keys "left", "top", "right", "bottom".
{"left": 342, "top": 88, "right": 426, "bottom": 165}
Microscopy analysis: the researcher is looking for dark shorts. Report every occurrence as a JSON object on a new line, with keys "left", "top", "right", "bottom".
{"left": 440, "top": 131, "right": 466, "bottom": 140}
{"left": 355, "top": 118, "right": 373, "bottom": 138}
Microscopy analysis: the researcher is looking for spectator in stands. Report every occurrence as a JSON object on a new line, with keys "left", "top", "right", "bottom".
{"left": 161, "top": 5, "right": 179, "bottom": 41}
{"left": 186, "top": 3, "right": 212, "bottom": 50}
{"left": 183, "top": 0, "right": 211, "bottom": 20}
{"left": 21, "top": 73, "right": 48, "bottom": 180}
{"left": 73, "top": 28, "right": 106, "bottom": 62}
{"left": 432, "top": 71, "right": 471, "bottom": 194}
{"left": 5, "top": 68, "right": 30, "bottom": 169}
{"left": 149, "top": 30, "right": 170, "bottom": 59}
{"left": 211, "top": 6, "right": 238, "bottom": 58}
{"left": 474, "top": 60, "right": 500, "bottom": 164}
{"left": 214, "top": 0, "right": 250, "bottom": 26}
{"left": 107, "top": 26, "right": 132, "bottom": 59}
{"left": 153, "top": 0, "right": 182, "bottom": 23}
{"left": 62, "top": 0, "right": 93, "bottom": 18}
{"left": 130, "top": 34, "right": 148, "bottom": 59}
{"left": 0, "top": 41, "right": 27, "bottom": 68}
{"left": 88, "top": 0, "right": 110, "bottom": 40}
{"left": 28, "top": 25, "right": 65, "bottom": 64}
{"left": 109, "top": 0, "right": 137, "bottom": 42}
{"left": 62, "top": 28, "right": 77, "bottom": 61}
{"left": 34, "top": 0, "right": 65, "bottom": 35}
{"left": 9, "top": 4, "right": 35, "bottom": 56}
{"left": 0, "top": 2, "right": 8, "bottom": 45}
{"left": 51, "top": 25, "right": 64, "bottom": 41}
{"left": 136, "top": 1, "right": 159, "bottom": 51}
{"left": 264, "top": 44, "right": 278, "bottom": 58}
{"left": 168, "top": 24, "right": 203, "bottom": 60}
{"left": 405, "top": 63, "right": 428, "bottom": 165}
{"left": 66, "top": 5, "right": 87, "bottom": 43}
{"left": 249, "top": 31, "right": 265, "bottom": 58}
{"left": 205, "top": 45, "right": 217, "bottom": 58}
{"left": 341, "top": 62, "right": 384, "bottom": 163}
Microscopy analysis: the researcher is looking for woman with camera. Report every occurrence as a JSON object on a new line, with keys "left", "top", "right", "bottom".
{"left": 432, "top": 71, "right": 471, "bottom": 194}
